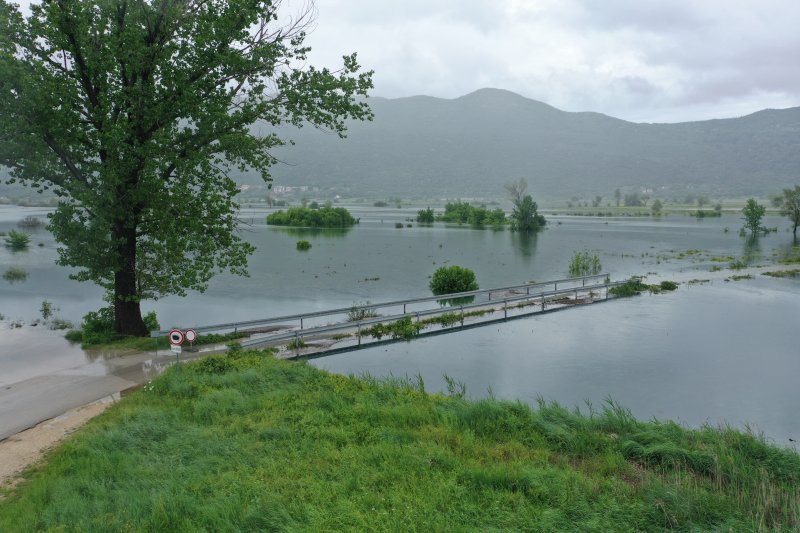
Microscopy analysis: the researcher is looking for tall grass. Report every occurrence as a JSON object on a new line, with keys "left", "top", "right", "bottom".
{"left": 0, "top": 353, "right": 796, "bottom": 531}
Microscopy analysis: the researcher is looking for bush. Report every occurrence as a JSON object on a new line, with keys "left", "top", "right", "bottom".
{"left": 266, "top": 206, "right": 357, "bottom": 228}
{"left": 347, "top": 301, "right": 379, "bottom": 322}
{"left": 394, "top": 222, "right": 404, "bottom": 228}
{"left": 659, "top": 281, "right": 679, "bottom": 291}
{"left": 429, "top": 265, "right": 479, "bottom": 296}
{"left": 416, "top": 207, "right": 435, "bottom": 224}
{"left": 69, "top": 306, "right": 160, "bottom": 346}
{"left": 609, "top": 278, "right": 648, "bottom": 297}
{"left": 568, "top": 251, "right": 601, "bottom": 277}
{"left": 4, "top": 230, "right": 30, "bottom": 251}
{"left": 296, "top": 240, "right": 311, "bottom": 251}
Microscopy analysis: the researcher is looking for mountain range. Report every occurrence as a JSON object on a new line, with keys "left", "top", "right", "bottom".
{"left": 262, "top": 88, "right": 800, "bottom": 198}
{"left": 3, "top": 88, "right": 799, "bottom": 200}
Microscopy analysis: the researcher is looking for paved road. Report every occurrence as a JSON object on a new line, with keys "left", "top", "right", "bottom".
{"left": 0, "top": 348, "right": 203, "bottom": 441}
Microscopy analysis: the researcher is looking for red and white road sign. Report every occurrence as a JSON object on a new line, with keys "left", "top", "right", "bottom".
{"left": 169, "top": 329, "right": 185, "bottom": 345}
{"left": 185, "top": 329, "right": 197, "bottom": 343}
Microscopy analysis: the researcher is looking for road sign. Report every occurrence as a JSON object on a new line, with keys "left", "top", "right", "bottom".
{"left": 169, "top": 329, "right": 185, "bottom": 345}
{"left": 170, "top": 344, "right": 182, "bottom": 354}
{"left": 185, "top": 329, "right": 197, "bottom": 343}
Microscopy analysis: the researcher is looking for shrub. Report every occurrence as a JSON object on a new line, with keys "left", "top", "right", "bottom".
{"left": 416, "top": 207, "right": 435, "bottom": 224}
{"left": 4, "top": 230, "right": 30, "bottom": 251}
{"left": 568, "top": 251, "right": 602, "bottom": 277}
{"left": 659, "top": 281, "right": 679, "bottom": 291}
{"left": 609, "top": 278, "right": 648, "bottom": 297}
{"left": 373, "top": 201, "right": 388, "bottom": 207}
{"left": 40, "top": 300, "right": 54, "bottom": 320}
{"left": 266, "top": 206, "right": 357, "bottom": 228}
{"left": 296, "top": 240, "right": 311, "bottom": 251}
{"left": 69, "top": 306, "right": 160, "bottom": 346}
{"left": 394, "top": 222, "right": 404, "bottom": 228}
{"left": 2, "top": 267, "right": 28, "bottom": 283}
{"left": 429, "top": 265, "right": 479, "bottom": 296}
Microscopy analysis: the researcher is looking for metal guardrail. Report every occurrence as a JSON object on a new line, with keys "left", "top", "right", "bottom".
{"left": 150, "top": 273, "right": 611, "bottom": 338}
{"left": 239, "top": 279, "right": 627, "bottom": 350}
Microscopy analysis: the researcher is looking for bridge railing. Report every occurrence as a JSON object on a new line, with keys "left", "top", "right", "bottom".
{"left": 150, "top": 273, "right": 612, "bottom": 338}
{"left": 238, "top": 279, "right": 628, "bottom": 350}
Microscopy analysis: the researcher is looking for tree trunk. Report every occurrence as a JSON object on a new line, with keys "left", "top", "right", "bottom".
{"left": 113, "top": 223, "right": 148, "bottom": 336}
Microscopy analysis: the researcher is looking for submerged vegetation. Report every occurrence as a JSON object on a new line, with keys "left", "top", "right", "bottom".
{"left": 609, "top": 278, "right": 679, "bottom": 297}
{"left": 295, "top": 240, "right": 311, "bottom": 251}
{"left": 3, "top": 230, "right": 31, "bottom": 251}
{"left": 436, "top": 201, "right": 506, "bottom": 228}
{"left": 2, "top": 266, "right": 29, "bottom": 283}
{"left": 267, "top": 207, "right": 358, "bottom": 228}
{"left": 568, "top": 251, "right": 602, "bottom": 277}
{"left": 763, "top": 269, "right": 800, "bottom": 279}
{"left": 0, "top": 353, "right": 796, "bottom": 531}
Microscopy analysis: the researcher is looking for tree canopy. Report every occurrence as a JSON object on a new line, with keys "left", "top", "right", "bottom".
{"left": 0, "top": 0, "right": 372, "bottom": 334}
{"left": 741, "top": 199, "right": 766, "bottom": 235}
{"left": 779, "top": 186, "right": 800, "bottom": 238}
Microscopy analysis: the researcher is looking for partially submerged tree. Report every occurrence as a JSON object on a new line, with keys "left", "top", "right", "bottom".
{"left": 0, "top": 0, "right": 372, "bottom": 335}
{"left": 505, "top": 178, "right": 545, "bottom": 232}
{"left": 741, "top": 199, "right": 766, "bottom": 235}
{"left": 779, "top": 186, "right": 800, "bottom": 238}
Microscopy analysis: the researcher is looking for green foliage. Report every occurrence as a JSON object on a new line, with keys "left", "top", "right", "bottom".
{"left": 0, "top": 1, "right": 372, "bottom": 334}
{"left": 394, "top": 222, "right": 404, "bottom": 228}
{"left": 651, "top": 199, "right": 663, "bottom": 215}
{"left": 267, "top": 207, "right": 358, "bottom": 228}
{"left": 429, "top": 265, "right": 479, "bottom": 296}
{"left": 779, "top": 185, "right": 800, "bottom": 236}
{"left": 609, "top": 278, "right": 649, "bottom": 297}
{"left": 362, "top": 315, "right": 423, "bottom": 341}
{"left": 295, "top": 240, "right": 311, "bottom": 251}
{"left": 286, "top": 337, "right": 307, "bottom": 350}
{"left": 2, "top": 266, "right": 28, "bottom": 283}
{"left": 4, "top": 230, "right": 30, "bottom": 251}
{"left": 659, "top": 280, "right": 679, "bottom": 291}
{"left": 373, "top": 201, "right": 388, "bottom": 207}
{"left": 416, "top": 207, "right": 435, "bottom": 224}
{"left": 437, "top": 202, "right": 506, "bottom": 228}
{"left": 68, "top": 307, "right": 161, "bottom": 347}
{"left": 40, "top": 300, "right": 54, "bottom": 320}
{"left": 568, "top": 251, "right": 602, "bottom": 277}
{"left": 509, "top": 196, "right": 545, "bottom": 232}
{"left": 0, "top": 354, "right": 796, "bottom": 531}
{"left": 741, "top": 199, "right": 766, "bottom": 235}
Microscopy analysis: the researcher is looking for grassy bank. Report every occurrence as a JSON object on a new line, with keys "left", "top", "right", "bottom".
{"left": 1, "top": 351, "right": 797, "bottom": 531}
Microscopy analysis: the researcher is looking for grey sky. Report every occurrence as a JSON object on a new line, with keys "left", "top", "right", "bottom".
{"left": 12, "top": 0, "right": 800, "bottom": 123}
{"left": 301, "top": 0, "right": 800, "bottom": 123}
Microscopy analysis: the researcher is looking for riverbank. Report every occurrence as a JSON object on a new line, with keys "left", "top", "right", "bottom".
{"left": 0, "top": 351, "right": 797, "bottom": 530}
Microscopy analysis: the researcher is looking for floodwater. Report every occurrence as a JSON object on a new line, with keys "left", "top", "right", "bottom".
{"left": 1, "top": 205, "right": 798, "bottom": 442}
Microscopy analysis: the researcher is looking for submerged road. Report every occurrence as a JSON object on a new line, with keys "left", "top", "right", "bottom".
{"left": 0, "top": 330, "right": 211, "bottom": 441}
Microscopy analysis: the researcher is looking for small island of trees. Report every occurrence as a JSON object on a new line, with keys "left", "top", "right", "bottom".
{"left": 267, "top": 207, "right": 358, "bottom": 228}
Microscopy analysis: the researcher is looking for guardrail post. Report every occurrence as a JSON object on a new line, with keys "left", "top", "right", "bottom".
{"left": 357, "top": 321, "right": 361, "bottom": 346}
{"left": 300, "top": 317, "right": 304, "bottom": 330}
{"left": 526, "top": 286, "right": 530, "bottom": 295}
{"left": 460, "top": 306, "right": 464, "bottom": 327}
{"left": 503, "top": 299, "right": 507, "bottom": 320}
{"left": 554, "top": 282, "right": 557, "bottom": 290}
{"left": 582, "top": 278, "right": 586, "bottom": 287}
{"left": 488, "top": 292, "right": 491, "bottom": 301}
{"left": 294, "top": 331, "right": 300, "bottom": 354}
{"left": 541, "top": 297, "right": 545, "bottom": 311}
{"left": 403, "top": 303, "right": 406, "bottom": 314}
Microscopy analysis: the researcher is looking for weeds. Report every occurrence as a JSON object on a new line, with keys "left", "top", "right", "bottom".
{"left": 346, "top": 301, "right": 379, "bottom": 322}
{"left": 763, "top": 269, "right": 800, "bottom": 278}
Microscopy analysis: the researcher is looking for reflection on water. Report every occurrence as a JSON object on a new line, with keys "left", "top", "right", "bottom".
{"left": 742, "top": 235, "right": 763, "bottom": 262}
{"left": 272, "top": 226, "right": 352, "bottom": 238}
{"left": 510, "top": 231, "right": 538, "bottom": 259}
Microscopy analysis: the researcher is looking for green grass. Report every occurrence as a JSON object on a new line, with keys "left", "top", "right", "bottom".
{"left": 0, "top": 352, "right": 796, "bottom": 531}
{"left": 64, "top": 330, "right": 248, "bottom": 351}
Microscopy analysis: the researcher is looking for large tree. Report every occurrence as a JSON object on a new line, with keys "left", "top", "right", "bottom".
{"left": 779, "top": 185, "right": 800, "bottom": 238}
{"left": 0, "top": 0, "right": 372, "bottom": 335}
{"left": 505, "top": 178, "right": 545, "bottom": 232}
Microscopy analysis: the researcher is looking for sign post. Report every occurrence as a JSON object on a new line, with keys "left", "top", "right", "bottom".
{"left": 185, "top": 329, "right": 197, "bottom": 351}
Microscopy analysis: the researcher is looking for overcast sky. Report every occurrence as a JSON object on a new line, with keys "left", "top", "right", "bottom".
{"left": 299, "top": 0, "right": 800, "bottom": 123}
{"left": 13, "top": 0, "right": 800, "bottom": 124}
